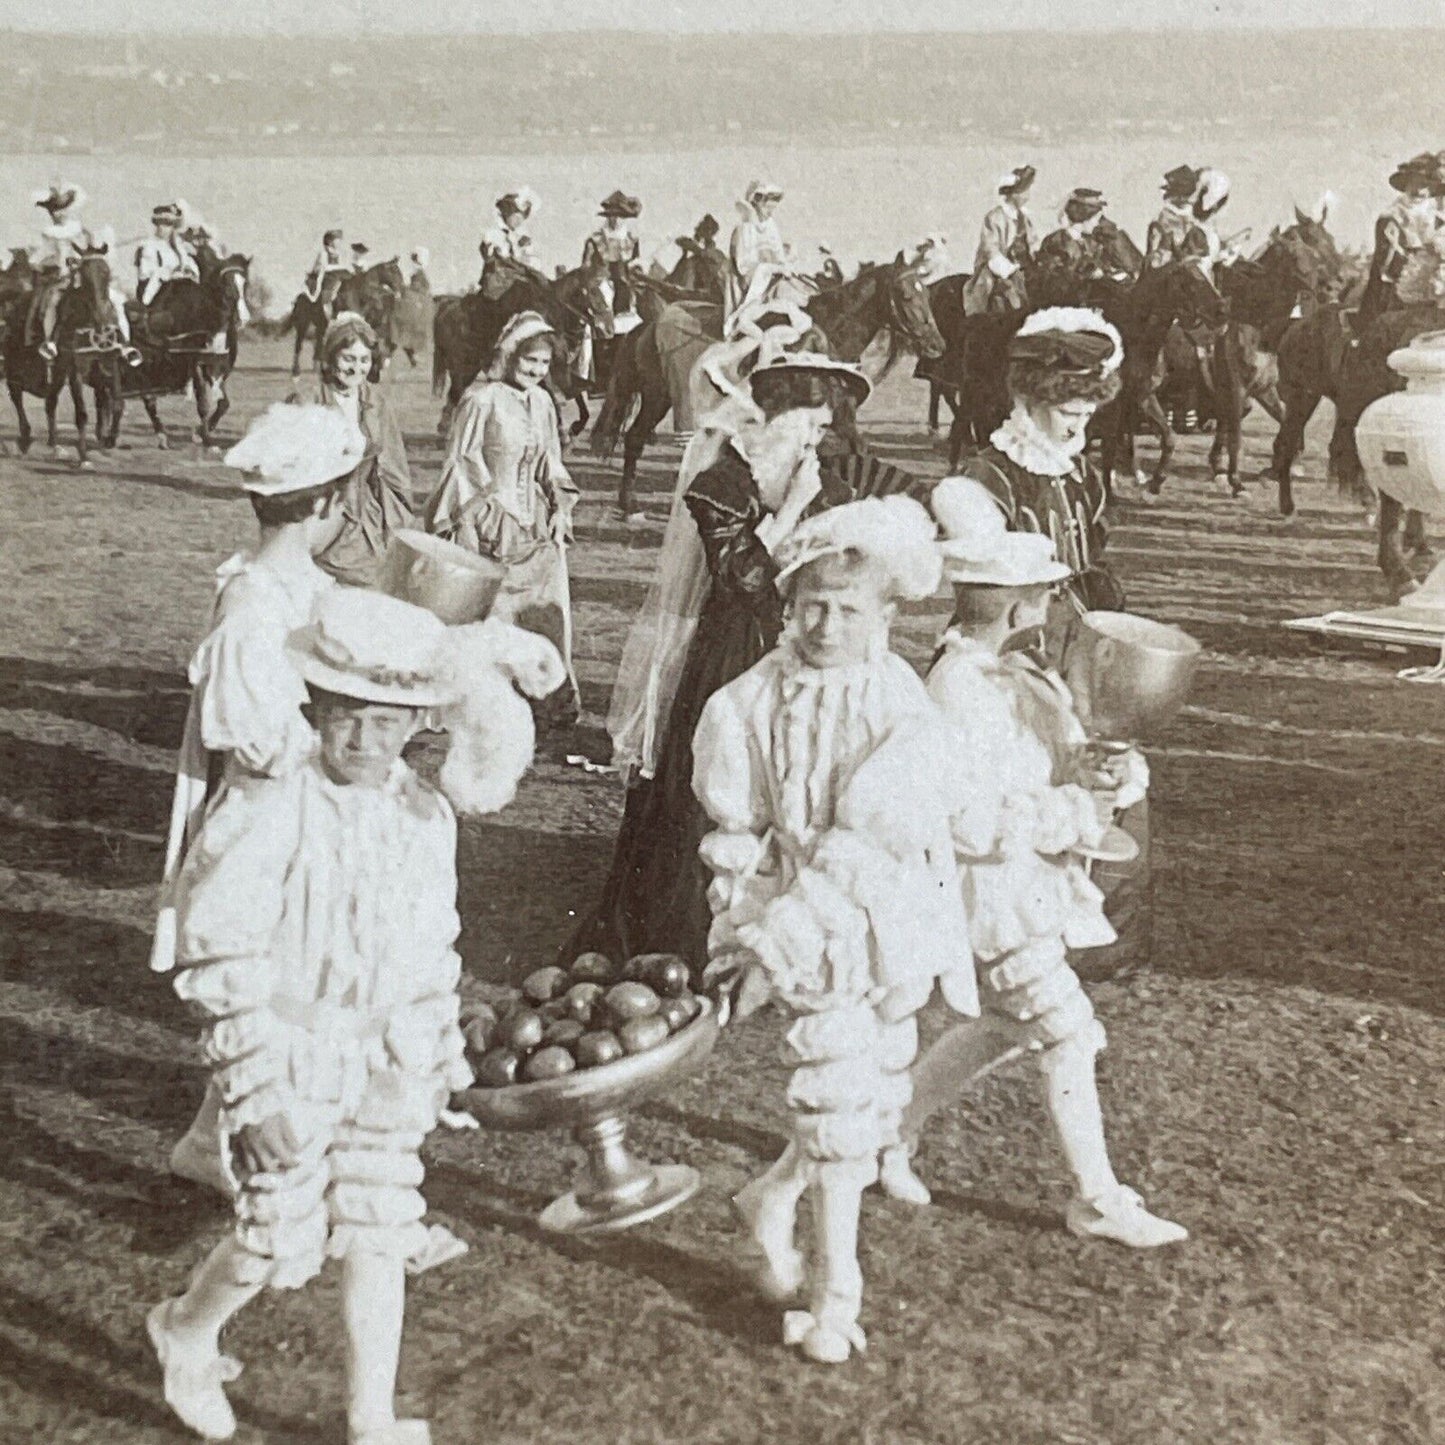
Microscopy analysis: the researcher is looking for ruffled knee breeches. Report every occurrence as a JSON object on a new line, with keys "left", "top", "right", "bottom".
{"left": 978, "top": 938, "right": 1107, "bottom": 1058}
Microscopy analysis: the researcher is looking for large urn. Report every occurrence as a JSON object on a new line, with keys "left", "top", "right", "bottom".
{"left": 1356, "top": 330, "right": 1445, "bottom": 517}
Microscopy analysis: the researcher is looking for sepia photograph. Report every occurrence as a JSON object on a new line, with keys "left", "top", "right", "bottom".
{"left": 0, "top": 0, "right": 1443, "bottom": 1440}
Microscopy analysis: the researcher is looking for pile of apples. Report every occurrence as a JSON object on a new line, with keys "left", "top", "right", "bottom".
{"left": 465, "top": 951, "right": 704, "bottom": 1087}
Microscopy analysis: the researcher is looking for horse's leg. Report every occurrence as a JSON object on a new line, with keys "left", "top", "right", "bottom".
{"left": 619, "top": 388, "right": 671, "bottom": 517}
{"left": 1403, "top": 507, "right": 1432, "bottom": 560}
{"left": 291, "top": 314, "right": 306, "bottom": 377}
{"left": 928, "top": 381, "right": 940, "bottom": 433}
{"left": 1269, "top": 384, "right": 1320, "bottom": 517}
{"left": 69, "top": 370, "right": 90, "bottom": 466}
{"left": 1376, "top": 494, "right": 1416, "bottom": 597}
{"left": 9, "top": 382, "right": 32, "bottom": 454}
{"left": 570, "top": 393, "right": 590, "bottom": 440}
{"left": 45, "top": 378, "right": 61, "bottom": 451}
{"left": 210, "top": 373, "right": 231, "bottom": 435}
{"left": 142, "top": 395, "right": 168, "bottom": 448}
{"left": 1141, "top": 392, "right": 1174, "bottom": 493}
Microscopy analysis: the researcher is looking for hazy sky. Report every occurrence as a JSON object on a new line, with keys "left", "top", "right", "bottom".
{"left": 8, "top": 0, "right": 1445, "bottom": 32}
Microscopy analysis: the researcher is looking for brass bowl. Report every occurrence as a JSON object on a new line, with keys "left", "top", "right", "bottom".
{"left": 379, "top": 529, "right": 505, "bottom": 625}
{"left": 459, "top": 999, "right": 720, "bottom": 1234}
{"left": 1062, "top": 610, "right": 1201, "bottom": 741}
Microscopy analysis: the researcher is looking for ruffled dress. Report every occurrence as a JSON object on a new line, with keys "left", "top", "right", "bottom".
{"left": 693, "top": 643, "right": 978, "bottom": 1173}
{"left": 927, "top": 633, "right": 1115, "bottom": 1050}
{"left": 165, "top": 759, "right": 472, "bottom": 1289}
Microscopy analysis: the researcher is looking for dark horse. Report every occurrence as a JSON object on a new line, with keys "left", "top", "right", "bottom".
{"left": 593, "top": 256, "right": 947, "bottom": 514}
{"left": 3, "top": 248, "right": 124, "bottom": 465}
{"left": 115, "top": 249, "right": 253, "bottom": 450}
{"left": 283, "top": 259, "right": 406, "bottom": 377}
{"left": 942, "top": 261, "right": 1226, "bottom": 492}
{"left": 431, "top": 257, "right": 615, "bottom": 437}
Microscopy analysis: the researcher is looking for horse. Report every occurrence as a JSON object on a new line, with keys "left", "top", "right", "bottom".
{"left": 392, "top": 268, "right": 432, "bottom": 367}
{"left": 115, "top": 251, "right": 252, "bottom": 450}
{"left": 2, "top": 248, "right": 124, "bottom": 464}
{"left": 431, "top": 257, "right": 615, "bottom": 437}
{"left": 592, "top": 255, "right": 946, "bottom": 515}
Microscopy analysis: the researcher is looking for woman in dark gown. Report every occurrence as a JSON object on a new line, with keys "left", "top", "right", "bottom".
{"left": 569, "top": 355, "right": 871, "bottom": 977}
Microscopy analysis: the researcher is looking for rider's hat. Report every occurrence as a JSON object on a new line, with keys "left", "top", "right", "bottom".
{"left": 323, "top": 228, "right": 343, "bottom": 245}
{"left": 497, "top": 187, "right": 540, "bottom": 218}
{"left": 1064, "top": 187, "right": 1107, "bottom": 222}
{"left": 1161, "top": 165, "right": 1201, "bottom": 201}
{"left": 745, "top": 179, "right": 785, "bottom": 205}
{"left": 151, "top": 202, "right": 183, "bottom": 225}
{"left": 1390, "top": 152, "right": 1440, "bottom": 194}
{"left": 997, "top": 165, "right": 1036, "bottom": 196}
{"left": 1194, "top": 168, "right": 1231, "bottom": 217}
{"left": 350, "top": 242, "right": 369, "bottom": 257}
{"left": 32, "top": 183, "right": 85, "bottom": 215}
{"left": 694, "top": 213, "right": 720, "bottom": 241}
{"left": 599, "top": 190, "right": 642, "bottom": 219}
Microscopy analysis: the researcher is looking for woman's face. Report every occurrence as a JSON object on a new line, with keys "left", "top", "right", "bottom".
{"left": 502, "top": 207, "right": 527, "bottom": 232}
{"left": 750, "top": 404, "right": 831, "bottom": 509}
{"left": 509, "top": 339, "right": 553, "bottom": 390}
{"left": 1028, "top": 397, "right": 1097, "bottom": 454}
{"left": 328, "top": 340, "right": 372, "bottom": 392}
{"left": 753, "top": 196, "right": 780, "bottom": 221}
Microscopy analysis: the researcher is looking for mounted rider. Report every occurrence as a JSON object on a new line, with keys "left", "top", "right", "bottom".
{"left": 1146, "top": 166, "right": 1240, "bottom": 281}
{"left": 136, "top": 201, "right": 199, "bottom": 307}
{"left": 1145, "top": 166, "right": 1202, "bottom": 269}
{"left": 583, "top": 190, "right": 642, "bottom": 316}
{"left": 303, "top": 230, "right": 350, "bottom": 318}
{"left": 727, "top": 179, "right": 804, "bottom": 320}
{"left": 479, "top": 187, "right": 543, "bottom": 296}
{"left": 349, "top": 241, "right": 370, "bottom": 273}
{"left": 1036, "top": 188, "right": 1115, "bottom": 290}
{"left": 962, "top": 165, "right": 1038, "bottom": 316}
{"left": 1359, "top": 152, "right": 1445, "bottom": 321}
{"left": 27, "top": 182, "right": 140, "bottom": 366}
{"left": 406, "top": 246, "right": 430, "bottom": 285}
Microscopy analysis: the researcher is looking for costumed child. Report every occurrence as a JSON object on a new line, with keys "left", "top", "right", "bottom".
{"left": 154, "top": 403, "right": 362, "bottom": 1195}
{"left": 693, "top": 495, "right": 978, "bottom": 1365}
{"left": 884, "top": 477, "right": 1186, "bottom": 1250}
{"left": 147, "top": 586, "right": 564, "bottom": 1444}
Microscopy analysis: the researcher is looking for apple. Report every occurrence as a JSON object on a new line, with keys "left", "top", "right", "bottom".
{"left": 570, "top": 951, "right": 616, "bottom": 985}
{"left": 563, "top": 982, "right": 605, "bottom": 1023}
{"left": 605, "top": 981, "right": 661, "bottom": 1022}
{"left": 475, "top": 1048, "right": 521, "bottom": 1088}
{"left": 657, "top": 997, "right": 694, "bottom": 1033}
{"left": 543, "top": 1018, "right": 585, "bottom": 1048}
{"left": 522, "top": 1046, "right": 577, "bottom": 1082}
{"left": 463, "top": 1010, "right": 498, "bottom": 1056}
{"left": 503, "top": 1009, "right": 545, "bottom": 1053}
{"left": 575, "top": 1031, "right": 625, "bottom": 1068}
{"left": 618, "top": 1014, "right": 670, "bottom": 1055}
{"left": 522, "top": 966, "right": 569, "bottom": 1006}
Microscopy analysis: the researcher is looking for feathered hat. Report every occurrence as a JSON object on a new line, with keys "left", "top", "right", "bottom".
{"left": 497, "top": 186, "right": 540, "bottom": 218}
{"left": 1064, "top": 187, "right": 1107, "bottom": 223}
{"left": 1008, "top": 307, "right": 1124, "bottom": 407}
{"left": 749, "top": 349, "right": 871, "bottom": 409}
{"left": 745, "top": 179, "right": 784, "bottom": 206}
{"left": 997, "top": 165, "right": 1037, "bottom": 197}
{"left": 151, "top": 201, "right": 183, "bottom": 226}
{"left": 33, "top": 183, "right": 85, "bottom": 215}
{"left": 223, "top": 402, "right": 365, "bottom": 496}
{"left": 933, "top": 476, "right": 1071, "bottom": 587}
{"left": 1390, "top": 152, "right": 1439, "bottom": 195}
{"left": 775, "top": 495, "right": 942, "bottom": 601}
{"left": 1194, "top": 168, "right": 1231, "bottom": 217}
{"left": 599, "top": 190, "right": 642, "bottom": 219}
{"left": 1161, "top": 165, "right": 1200, "bottom": 202}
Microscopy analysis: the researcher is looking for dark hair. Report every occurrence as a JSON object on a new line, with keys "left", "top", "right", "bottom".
{"left": 249, "top": 476, "right": 346, "bottom": 527}
{"left": 1008, "top": 361, "right": 1122, "bottom": 408}
{"left": 750, "top": 369, "right": 833, "bottom": 419}
{"left": 950, "top": 581, "right": 1052, "bottom": 628}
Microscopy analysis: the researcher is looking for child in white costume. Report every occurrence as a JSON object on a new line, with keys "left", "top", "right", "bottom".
{"left": 148, "top": 587, "right": 563, "bottom": 1444}
{"left": 887, "top": 477, "right": 1185, "bottom": 1250}
{"left": 155, "top": 404, "right": 362, "bottom": 1195}
{"left": 693, "top": 496, "right": 978, "bottom": 1365}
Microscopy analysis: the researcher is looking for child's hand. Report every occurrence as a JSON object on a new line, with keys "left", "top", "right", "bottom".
{"left": 233, "top": 1114, "right": 302, "bottom": 1176}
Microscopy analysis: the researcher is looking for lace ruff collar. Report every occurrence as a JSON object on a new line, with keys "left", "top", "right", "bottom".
{"left": 989, "top": 406, "right": 1084, "bottom": 478}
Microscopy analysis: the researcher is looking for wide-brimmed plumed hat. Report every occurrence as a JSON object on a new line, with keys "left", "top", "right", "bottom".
{"left": 745, "top": 179, "right": 784, "bottom": 205}
{"left": 1161, "top": 165, "right": 1200, "bottom": 201}
{"left": 1008, "top": 307, "right": 1124, "bottom": 407}
{"left": 599, "top": 190, "right": 642, "bottom": 219}
{"left": 33, "top": 183, "right": 85, "bottom": 214}
{"left": 151, "top": 202, "right": 183, "bottom": 226}
{"left": 223, "top": 403, "right": 365, "bottom": 496}
{"left": 998, "top": 165, "right": 1037, "bottom": 196}
{"left": 748, "top": 350, "right": 871, "bottom": 409}
{"left": 1390, "top": 152, "right": 1441, "bottom": 195}
{"left": 933, "top": 476, "right": 1072, "bottom": 587}
{"left": 774, "top": 495, "right": 942, "bottom": 600}
{"left": 497, "top": 186, "right": 540, "bottom": 218}
{"left": 1064, "top": 187, "right": 1108, "bottom": 222}
{"left": 288, "top": 588, "right": 456, "bottom": 708}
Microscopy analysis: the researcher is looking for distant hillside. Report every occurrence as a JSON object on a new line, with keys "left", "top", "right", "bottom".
{"left": 1, "top": 28, "right": 1442, "bottom": 154}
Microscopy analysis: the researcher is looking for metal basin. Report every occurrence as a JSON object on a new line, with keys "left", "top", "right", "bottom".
{"left": 1062, "top": 610, "right": 1201, "bottom": 741}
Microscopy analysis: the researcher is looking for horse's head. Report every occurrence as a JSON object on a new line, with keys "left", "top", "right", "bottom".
{"left": 374, "top": 258, "right": 407, "bottom": 296}
{"left": 73, "top": 248, "right": 116, "bottom": 325}
{"left": 216, "top": 254, "right": 252, "bottom": 327}
{"left": 1149, "top": 260, "right": 1229, "bottom": 330}
{"left": 885, "top": 256, "right": 946, "bottom": 359}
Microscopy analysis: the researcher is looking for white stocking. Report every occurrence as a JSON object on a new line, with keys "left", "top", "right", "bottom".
{"left": 1038, "top": 1031, "right": 1117, "bottom": 1202}
{"left": 342, "top": 1251, "right": 407, "bottom": 1436}
{"left": 168, "top": 1235, "right": 266, "bottom": 1351}
{"left": 808, "top": 1163, "right": 866, "bottom": 1334}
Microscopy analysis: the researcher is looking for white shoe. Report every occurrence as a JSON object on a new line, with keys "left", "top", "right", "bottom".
{"left": 1066, "top": 1184, "right": 1188, "bottom": 1249}
{"left": 169, "top": 1131, "right": 235, "bottom": 1198}
{"left": 404, "top": 1223, "right": 468, "bottom": 1277}
{"left": 877, "top": 1145, "right": 931, "bottom": 1206}
{"left": 147, "top": 1299, "right": 242, "bottom": 1440}
{"left": 783, "top": 1308, "right": 867, "bottom": 1364}
{"left": 350, "top": 1420, "right": 431, "bottom": 1445}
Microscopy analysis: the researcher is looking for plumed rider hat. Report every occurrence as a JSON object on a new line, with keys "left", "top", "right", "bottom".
{"left": 1064, "top": 188, "right": 1108, "bottom": 221}
{"left": 33, "top": 183, "right": 85, "bottom": 214}
{"left": 151, "top": 202, "right": 183, "bottom": 225}
{"left": 323, "top": 228, "right": 343, "bottom": 245}
{"left": 1390, "top": 151, "right": 1442, "bottom": 194}
{"left": 997, "top": 165, "right": 1037, "bottom": 196}
{"left": 599, "top": 190, "right": 642, "bottom": 219}
{"left": 497, "top": 186, "right": 540, "bottom": 218}
{"left": 748, "top": 349, "right": 871, "bottom": 409}
{"left": 745, "top": 179, "right": 784, "bottom": 204}
{"left": 1161, "top": 165, "right": 1200, "bottom": 201}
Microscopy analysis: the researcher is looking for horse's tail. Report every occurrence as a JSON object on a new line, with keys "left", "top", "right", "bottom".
{"left": 591, "top": 325, "right": 643, "bottom": 458}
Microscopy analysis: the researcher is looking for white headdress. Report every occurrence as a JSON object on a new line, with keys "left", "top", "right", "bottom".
{"left": 933, "top": 476, "right": 1071, "bottom": 586}
{"left": 223, "top": 402, "right": 365, "bottom": 495}
{"left": 487, "top": 310, "right": 556, "bottom": 380}
{"left": 1016, "top": 306, "right": 1125, "bottom": 377}
{"left": 1196, "top": 169, "right": 1231, "bottom": 214}
{"left": 774, "top": 495, "right": 942, "bottom": 600}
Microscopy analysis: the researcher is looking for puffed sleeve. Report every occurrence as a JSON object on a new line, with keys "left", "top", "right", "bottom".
{"left": 685, "top": 457, "right": 779, "bottom": 601}
{"left": 191, "top": 582, "right": 313, "bottom": 777}
{"left": 170, "top": 775, "right": 303, "bottom": 1132}
{"left": 423, "top": 385, "right": 497, "bottom": 552}
{"left": 980, "top": 211, "right": 1018, "bottom": 279}
{"left": 958, "top": 452, "right": 1021, "bottom": 529}
{"left": 371, "top": 391, "right": 413, "bottom": 497}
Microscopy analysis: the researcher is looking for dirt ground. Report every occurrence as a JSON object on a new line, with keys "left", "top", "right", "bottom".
{"left": 1, "top": 337, "right": 1442, "bottom": 1445}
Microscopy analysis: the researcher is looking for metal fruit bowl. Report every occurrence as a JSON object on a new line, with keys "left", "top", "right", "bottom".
{"left": 1062, "top": 610, "right": 1201, "bottom": 742}
{"left": 459, "top": 999, "right": 720, "bottom": 1235}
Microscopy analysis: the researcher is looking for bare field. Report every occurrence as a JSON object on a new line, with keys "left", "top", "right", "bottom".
{"left": 1, "top": 338, "right": 1443, "bottom": 1444}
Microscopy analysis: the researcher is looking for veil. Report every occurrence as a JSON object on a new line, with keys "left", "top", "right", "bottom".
{"left": 606, "top": 307, "right": 809, "bottom": 780}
